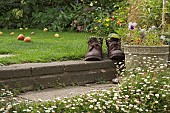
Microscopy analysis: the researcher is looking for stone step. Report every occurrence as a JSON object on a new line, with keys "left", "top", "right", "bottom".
{"left": 0, "top": 59, "right": 119, "bottom": 90}
{"left": 18, "top": 83, "right": 116, "bottom": 101}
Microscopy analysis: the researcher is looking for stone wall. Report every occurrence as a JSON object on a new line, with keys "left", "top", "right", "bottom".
{"left": 0, "top": 60, "right": 117, "bottom": 90}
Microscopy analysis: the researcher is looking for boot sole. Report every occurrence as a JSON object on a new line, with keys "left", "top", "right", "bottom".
{"left": 110, "top": 54, "right": 125, "bottom": 60}
{"left": 84, "top": 56, "right": 102, "bottom": 61}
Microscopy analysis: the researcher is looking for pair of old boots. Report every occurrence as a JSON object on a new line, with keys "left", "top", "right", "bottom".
{"left": 84, "top": 37, "right": 125, "bottom": 61}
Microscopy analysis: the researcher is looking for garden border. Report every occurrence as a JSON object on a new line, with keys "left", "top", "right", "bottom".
{"left": 0, "top": 59, "right": 118, "bottom": 90}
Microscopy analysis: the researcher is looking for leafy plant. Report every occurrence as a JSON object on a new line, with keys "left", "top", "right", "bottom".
{"left": 84, "top": 0, "right": 128, "bottom": 36}
{"left": 0, "top": 0, "right": 128, "bottom": 33}
{"left": 129, "top": 0, "right": 170, "bottom": 29}
{"left": 117, "top": 22, "right": 168, "bottom": 46}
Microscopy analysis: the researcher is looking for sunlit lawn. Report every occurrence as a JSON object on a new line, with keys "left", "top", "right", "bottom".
{"left": 0, "top": 29, "right": 104, "bottom": 65}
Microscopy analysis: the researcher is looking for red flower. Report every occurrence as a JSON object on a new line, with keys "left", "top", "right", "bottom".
{"left": 111, "top": 17, "right": 115, "bottom": 21}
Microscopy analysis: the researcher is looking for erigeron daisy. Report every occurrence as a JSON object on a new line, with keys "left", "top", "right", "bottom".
{"left": 89, "top": 105, "right": 94, "bottom": 109}
{"left": 26, "top": 109, "right": 31, "bottom": 112}
{"left": 155, "top": 101, "right": 158, "bottom": 103}
{"left": 44, "top": 110, "right": 50, "bottom": 113}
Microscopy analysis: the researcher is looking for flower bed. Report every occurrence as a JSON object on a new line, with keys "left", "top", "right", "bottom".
{"left": 0, "top": 57, "right": 170, "bottom": 113}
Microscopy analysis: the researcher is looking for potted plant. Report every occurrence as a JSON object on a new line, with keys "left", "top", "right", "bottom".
{"left": 117, "top": 22, "right": 170, "bottom": 69}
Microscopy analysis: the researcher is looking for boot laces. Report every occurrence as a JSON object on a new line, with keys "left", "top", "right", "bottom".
{"left": 89, "top": 42, "right": 101, "bottom": 52}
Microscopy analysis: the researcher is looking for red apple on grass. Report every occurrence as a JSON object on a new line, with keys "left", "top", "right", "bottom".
{"left": 24, "top": 37, "right": 31, "bottom": 42}
{"left": 17, "top": 34, "right": 25, "bottom": 40}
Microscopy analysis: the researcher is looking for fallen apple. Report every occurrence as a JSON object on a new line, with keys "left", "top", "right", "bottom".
{"left": 43, "top": 28, "right": 48, "bottom": 32}
{"left": 17, "top": 34, "right": 25, "bottom": 40}
{"left": 19, "top": 28, "right": 23, "bottom": 30}
{"left": 31, "top": 32, "right": 35, "bottom": 35}
{"left": 25, "top": 27, "right": 28, "bottom": 30}
{"left": 0, "top": 32, "right": 3, "bottom": 36}
{"left": 10, "top": 32, "right": 15, "bottom": 36}
{"left": 24, "top": 37, "right": 31, "bottom": 42}
{"left": 54, "top": 33, "right": 60, "bottom": 38}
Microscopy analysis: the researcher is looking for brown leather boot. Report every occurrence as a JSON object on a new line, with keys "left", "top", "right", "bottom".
{"left": 84, "top": 37, "right": 103, "bottom": 61}
{"left": 106, "top": 37, "right": 125, "bottom": 60}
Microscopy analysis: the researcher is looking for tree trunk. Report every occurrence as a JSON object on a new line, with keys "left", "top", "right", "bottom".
{"left": 162, "top": 0, "right": 166, "bottom": 33}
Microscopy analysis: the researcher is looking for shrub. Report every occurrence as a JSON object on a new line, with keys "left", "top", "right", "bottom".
{"left": 0, "top": 0, "right": 128, "bottom": 34}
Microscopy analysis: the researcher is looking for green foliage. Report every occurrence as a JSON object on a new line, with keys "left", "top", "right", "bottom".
{"left": 0, "top": 0, "right": 21, "bottom": 28}
{"left": 31, "top": 7, "right": 74, "bottom": 31}
{"left": 0, "top": 0, "right": 170, "bottom": 34}
{"left": 137, "top": 0, "right": 170, "bottom": 27}
{"left": 116, "top": 22, "right": 168, "bottom": 46}
{"left": 2, "top": 0, "right": 170, "bottom": 37}
{"left": 0, "top": 0, "right": 128, "bottom": 34}
{"left": 0, "top": 0, "right": 71, "bottom": 29}
{"left": 81, "top": 0, "right": 128, "bottom": 36}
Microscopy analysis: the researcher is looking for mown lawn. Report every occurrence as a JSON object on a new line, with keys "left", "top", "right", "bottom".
{"left": 0, "top": 29, "right": 106, "bottom": 65}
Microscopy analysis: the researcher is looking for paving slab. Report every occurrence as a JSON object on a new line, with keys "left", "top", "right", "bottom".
{"left": 19, "top": 83, "right": 116, "bottom": 101}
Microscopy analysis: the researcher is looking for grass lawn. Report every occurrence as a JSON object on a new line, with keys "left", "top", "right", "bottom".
{"left": 0, "top": 29, "right": 107, "bottom": 65}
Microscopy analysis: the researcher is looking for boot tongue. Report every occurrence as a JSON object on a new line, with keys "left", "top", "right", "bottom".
{"left": 110, "top": 37, "right": 119, "bottom": 42}
{"left": 89, "top": 37, "right": 98, "bottom": 43}
{"left": 109, "top": 38, "right": 120, "bottom": 50}
{"left": 112, "top": 42, "right": 119, "bottom": 50}
{"left": 88, "top": 37, "right": 102, "bottom": 54}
